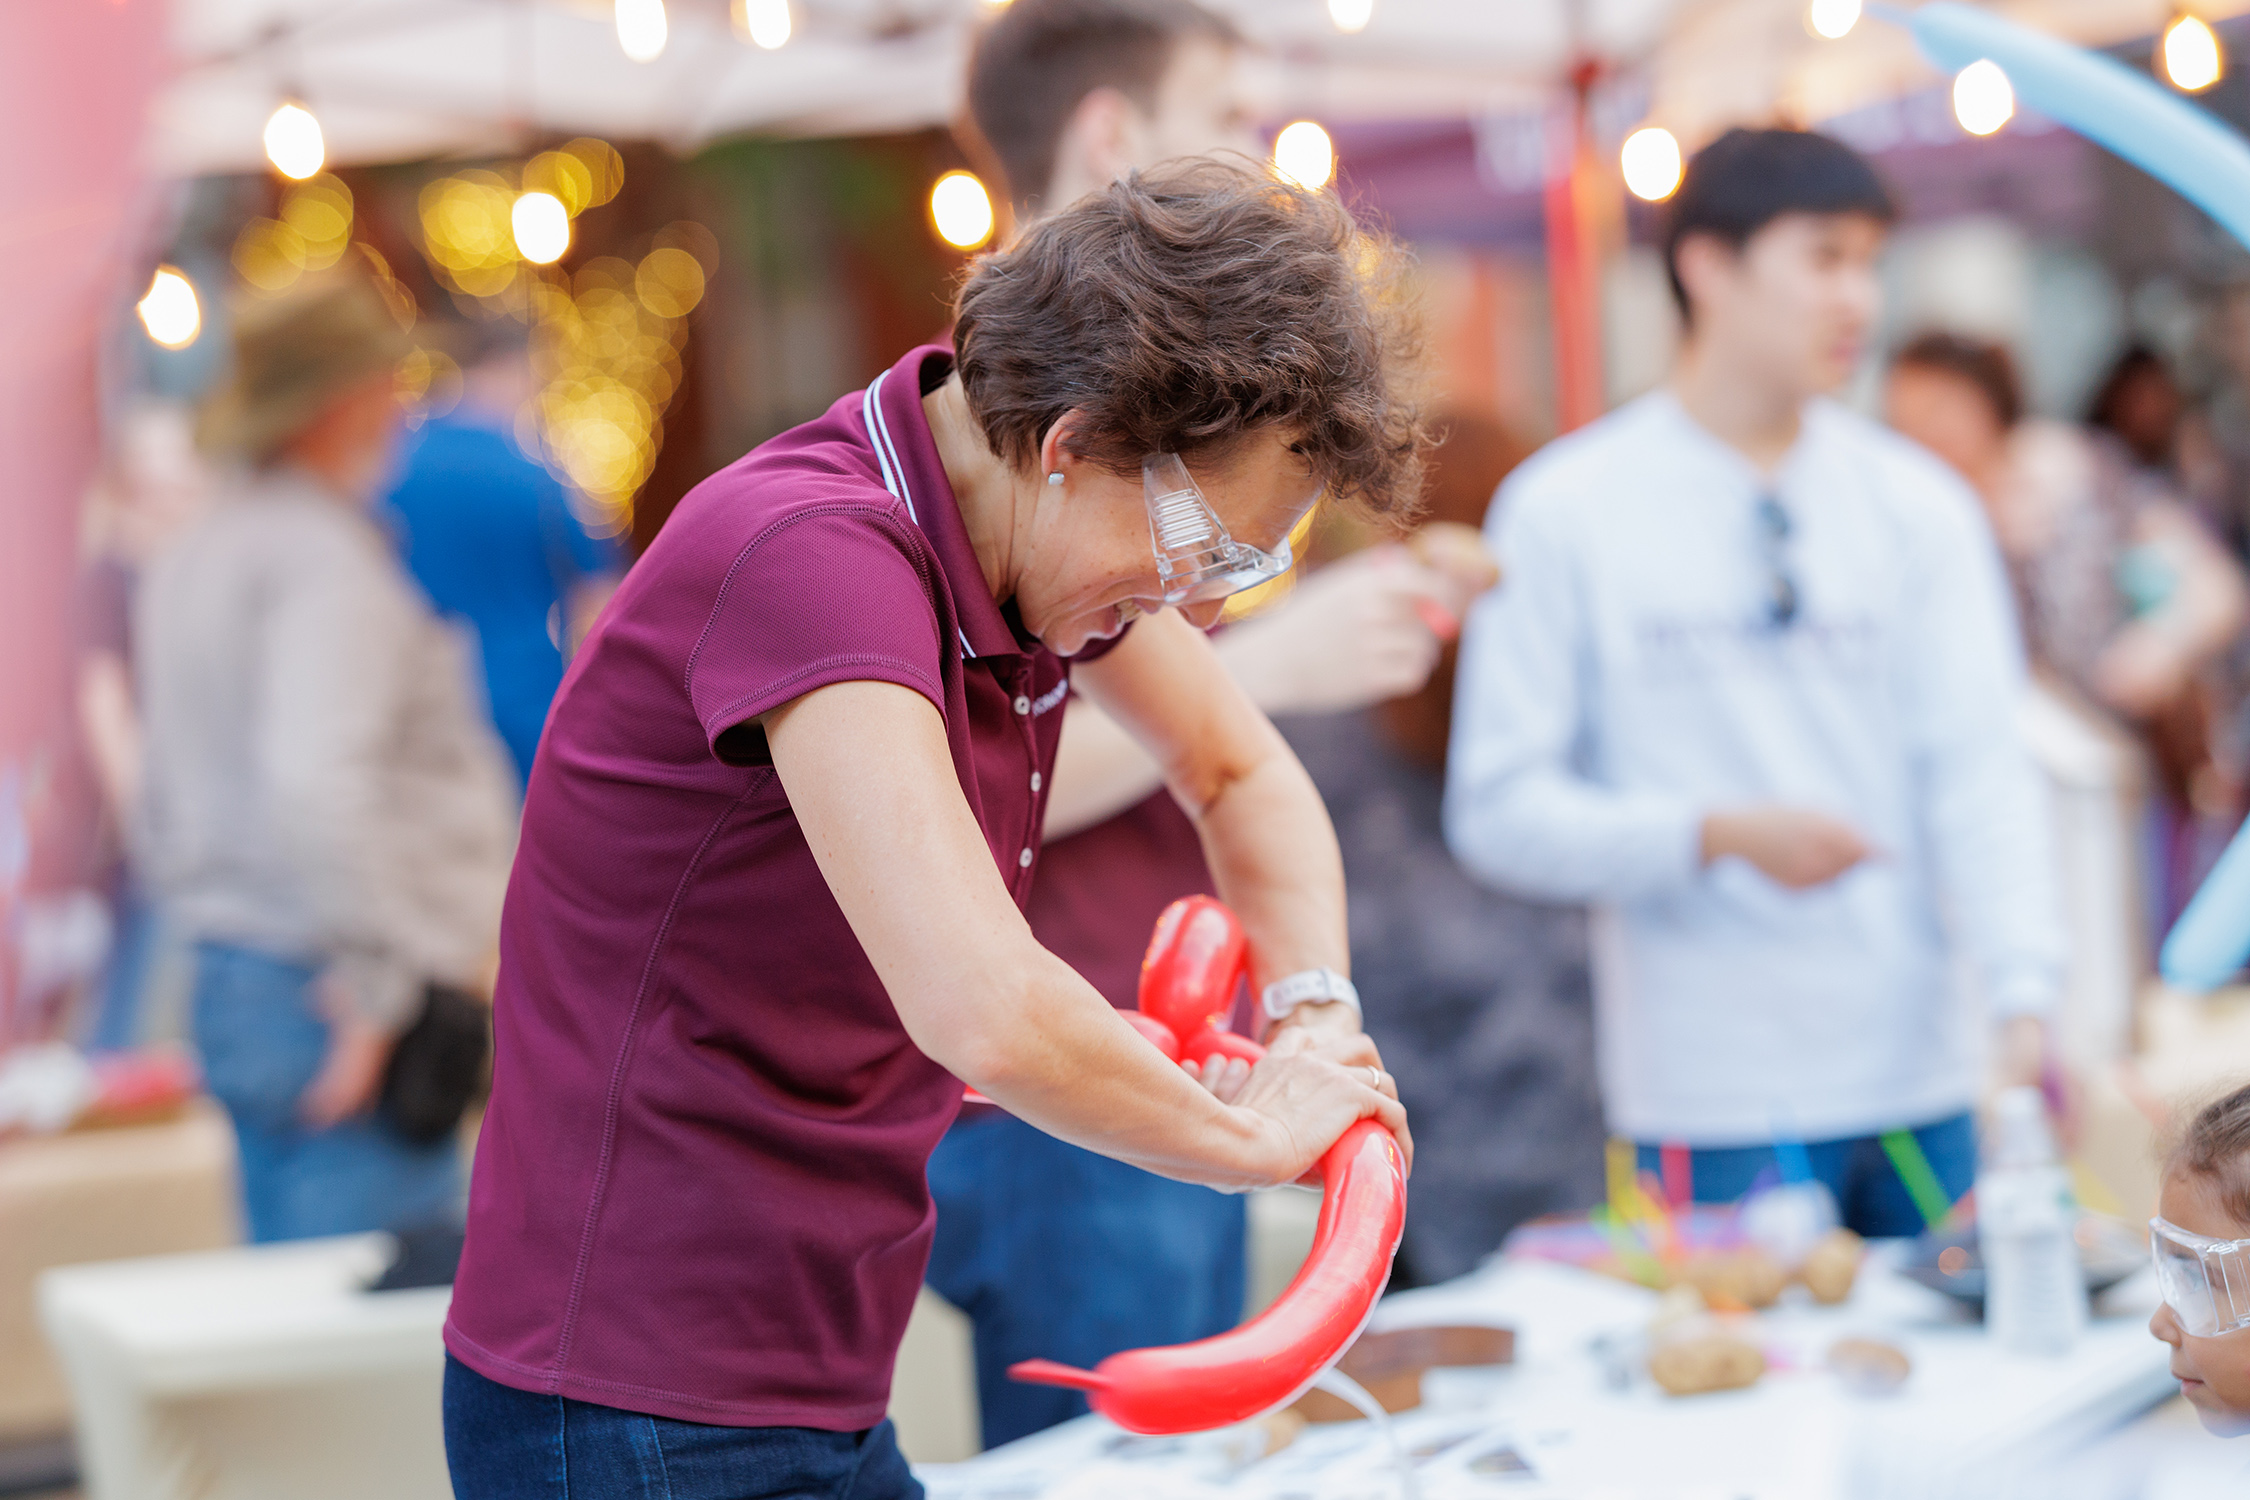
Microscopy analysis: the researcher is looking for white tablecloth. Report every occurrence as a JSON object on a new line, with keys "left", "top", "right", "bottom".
{"left": 38, "top": 1233, "right": 452, "bottom": 1500}
{"left": 917, "top": 1247, "right": 2181, "bottom": 1500}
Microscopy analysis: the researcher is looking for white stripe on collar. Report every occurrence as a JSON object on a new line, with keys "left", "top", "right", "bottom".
{"left": 864, "top": 367, "right": 978, "bottom": 661}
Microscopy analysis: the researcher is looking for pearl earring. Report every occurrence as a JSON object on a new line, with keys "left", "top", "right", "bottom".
{"left": 1046, "top": 471, "right": 1065, "bottom": 487}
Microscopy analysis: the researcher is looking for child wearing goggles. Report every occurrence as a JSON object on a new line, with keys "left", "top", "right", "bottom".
{"left": 2151, "top": 1081, "right": 2250, "bottom": 1434}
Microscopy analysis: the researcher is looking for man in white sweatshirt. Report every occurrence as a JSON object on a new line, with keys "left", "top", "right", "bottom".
{"left": 1444, "top": 128, "right": 2066, "bottom": 1235}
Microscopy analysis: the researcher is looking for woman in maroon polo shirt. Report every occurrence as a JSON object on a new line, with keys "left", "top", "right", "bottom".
{"left": 442, "top": 161, "right": 1427, "bottom": 1500}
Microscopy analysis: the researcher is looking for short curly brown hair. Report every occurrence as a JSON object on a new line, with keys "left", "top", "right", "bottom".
{"left": 952, "top": 158, "right": 1429, "bottom": 519}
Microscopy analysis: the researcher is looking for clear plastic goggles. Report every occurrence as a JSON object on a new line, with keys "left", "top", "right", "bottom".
{"left": 2151, "top": 1215, "right": 2250, "bottom": 1337}
{"left": 1143, "top": 453, "right": 1310, "bottom": 607}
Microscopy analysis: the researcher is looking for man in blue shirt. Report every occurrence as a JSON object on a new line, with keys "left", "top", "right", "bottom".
{"left": 385, "top": 329, "right": 622, "bottom": 787}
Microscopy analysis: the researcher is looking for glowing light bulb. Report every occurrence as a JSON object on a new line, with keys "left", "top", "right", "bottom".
{"left": 930, "top": 171, "right": 996, "bottom": 250}
{"left": 513, "top": 192, "right": 571, "bottom": 264}
{"left": 1328, "top": 0, "right": 1372, "bottom": 34}
{"left": 734, "top": 0, "right": 791, "bottom": 48}
{"left": 2164, "top": 15, "right": 2223, "bottom": 92}
{"left": 616, "top": 0, "right": 667, "bottom": 62}
{"left": 1620, "top": 127, "right": 1683, "bottom": 202}
{"left": 1806, "top": 0, "right": 1860, "bottom": 40}
{"left": 1272, "top": 121, "right": 1335, "bottom": 190}
{"left": 263, "top": 102, "right": 324, "bottom": 180}
{"left": 136, "top": 266, "right": 200, "bottom": 349}
{"left": 1953, "top": 59, "right": 2014, "bottom": 135}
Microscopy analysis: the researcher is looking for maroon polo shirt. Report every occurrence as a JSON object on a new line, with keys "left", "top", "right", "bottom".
{"left": 445, "top": 345, "right": 1081, "bottom": 1429}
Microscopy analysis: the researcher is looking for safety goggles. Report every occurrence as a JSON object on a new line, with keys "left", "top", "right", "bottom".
{"left": 2151, "top": 1215, "right": 2250, "bottom": 1338}
{"left": 1144, "top": 452, "right": 1312, "bottom": 607}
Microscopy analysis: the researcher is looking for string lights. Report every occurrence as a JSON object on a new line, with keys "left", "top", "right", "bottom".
{"left": 2163, "top": 14, "right": 2224, "bottom": 92}
{"left": 616, "top": 0, "right": 667, "bottom": 61}
{"left": 929, "top": 171, "right": 996, "bottom": 250}
{"left": 136, "top": 267, "right": 201, "bottom": 349}
{"left": 734, "top": 0, "right": 792, "bottom": 48}
{"left": 263, "top": 101, "right": 325, "bottom": 179}
{"left": 1327, "top": 0, "right": 1372, "bottom": 35}
{"left": 1806, "top": 0, "right": 1861, "bottom": 40}
{"left": 1272, "top": 121, "right": 1335, "bottom": 190}
{"left": 1620, "top": 127, "right": 1684, "bottom": 201}
{"left": 1952, "top": 58, "right": 2015, "bottom": 135}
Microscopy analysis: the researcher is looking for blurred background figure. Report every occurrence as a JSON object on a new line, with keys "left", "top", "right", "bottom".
{"left": 67, "top": 405, "right": 211, "bottom": 1052}
{"left": 383, "top": 321, "right": 623, "bottom": 789}
{"left": 136, "top": 269, "right": 517, "bottom": 1243}
{"left": 1278, "top": 407, "right": 1603, "bottom": 1285}
{"left": 1887, "top": 332, "right": 2248, "bottom": 925}
{"left": 926, "top": 0, "right": 1516, "bottom": 1449}
{"left": 1447, "top": 129, "right": 2066, "bottom": 1235}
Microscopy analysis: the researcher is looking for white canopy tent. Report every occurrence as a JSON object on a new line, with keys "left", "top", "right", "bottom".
{"left": 156, "top": 0, "right": 2236, "bottom": 179}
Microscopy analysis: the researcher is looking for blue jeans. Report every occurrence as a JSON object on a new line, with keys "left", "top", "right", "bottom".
{"left": 81, "top": 878, "right": 161, "bottom": 1053}
{"left": 191, "top": 942, "right": 459, "bottom": 1243}
{"left": 925, "top": 1111, "right": 1246, "bottom": 1449}
{"left": 443, "top": 1357, "right": 922, "bottom": 1500}
{"left": 1636, "top": 1111, "right": 1979, "bottom": 1239}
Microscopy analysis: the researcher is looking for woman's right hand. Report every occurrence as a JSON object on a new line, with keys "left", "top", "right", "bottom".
{"left": 1223, "top": 1029, "right": 1412, "bottom": 1187}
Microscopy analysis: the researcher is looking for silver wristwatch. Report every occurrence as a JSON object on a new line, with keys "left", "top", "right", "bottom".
{"left": 1260, "top": 966, "right": 1362, "bottom": 1023}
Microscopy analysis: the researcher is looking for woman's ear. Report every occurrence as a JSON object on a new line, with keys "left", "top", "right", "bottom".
{"left": 1037, "top": 411, "right": 1085, "bottom": 484}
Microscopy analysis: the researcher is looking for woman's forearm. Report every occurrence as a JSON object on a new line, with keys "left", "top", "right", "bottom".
{"left": 1190, "top": 734, "right": 1349, "bottom": 1000}
{"left": 955, "top": 948, "right": 1279, "bottom": 1186}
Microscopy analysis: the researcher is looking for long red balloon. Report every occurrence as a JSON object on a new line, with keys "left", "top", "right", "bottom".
{"left": 1008, "top": 897, "right": 1407, "bottom": 1434}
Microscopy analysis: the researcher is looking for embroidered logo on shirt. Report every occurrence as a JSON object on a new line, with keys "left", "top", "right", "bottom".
{"left": 1030, "top": 681, "right": 1071, "bottom": 717}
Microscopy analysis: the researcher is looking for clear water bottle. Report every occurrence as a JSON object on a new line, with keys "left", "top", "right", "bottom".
{"left": 1977, "top": 1086, "right": 2087, "bottom": 1356}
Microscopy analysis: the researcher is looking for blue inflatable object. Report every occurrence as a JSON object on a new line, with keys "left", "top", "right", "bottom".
{"left": 1885, "top": 2, "right": 2250, "bottom": 254}
{"left": 1873, "top": 3, "right": 2250, "bottom": 988}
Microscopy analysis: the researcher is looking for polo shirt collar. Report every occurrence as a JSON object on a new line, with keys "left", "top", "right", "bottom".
{"left": 862, "top": 344, "right": 1025, "bottom": 663}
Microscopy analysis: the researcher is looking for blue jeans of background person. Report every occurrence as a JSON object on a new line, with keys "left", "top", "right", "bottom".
{"left": 926, "top": 1110, "right": 1247, "bottom": 1449}
{"left": 80, "top": 877, "right": 161, "bottom": 1053}
{"left": 1636, "top": 1111, "right": 1978, "bottom": 1238}
{"left": 191, "top": 941, "right": 459, "bottom": 1242}
{"left": 443, "top": 1357, "right": 921, "bottom": 1500}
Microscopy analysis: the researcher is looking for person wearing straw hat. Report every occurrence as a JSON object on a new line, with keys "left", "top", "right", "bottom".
{"left": 136, "top": 267, "right": 517, "bottom": 1243}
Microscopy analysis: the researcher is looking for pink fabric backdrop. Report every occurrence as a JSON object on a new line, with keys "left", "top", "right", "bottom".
{"left": 0, "top": 0, "right": 166, "bottom": 764}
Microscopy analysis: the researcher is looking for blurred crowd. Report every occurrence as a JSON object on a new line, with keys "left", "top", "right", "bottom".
{"left": 21, "top": 0, "right": 2250, "bottom": 1471}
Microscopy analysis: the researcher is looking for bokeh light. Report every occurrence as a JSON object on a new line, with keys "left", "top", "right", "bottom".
{"left": 929, "top": 171, "right": 996, "bottom": 250}
{"left": 263, "top": 102, "right": 325, "bottom": 180}
{"left": 1328, "top": 0, "right": 1372, "bottom": 34}
{"left": 1272, "top": 121, "right": 1335, "bottom": 190}
{"left": 1620, "top": 127, "right": 1684, "bottom": 201}
{"left": 418, "top": 170, "right": 521, "bottom": 298}
{"left": 2164, "top": 15, "right": 2223, "bottom": 92}
{"left": 136, "top": 267, "right": 201, "bottom": 349}
{"left": 396, "top": 345, "right": 464, "bottom": 423}
{"left": 734, "top": 0, "right": 792, "bottom": 49}
{"left": 1952, "top": 59, "right": 2014, "bottom": 136}
{"left": 1805, "top": 0, "right": 1860, "bottom": 40}
{"left": 616, "top": 0, "right": 667, "bottom": 62}
{"left": 513, "top": 192, "right": 572, "bottom": 265}
{"left": 232, "top": 174, "right": 354, "bottom": 293}
{"left": 635, "top": 247, "right": 707, "bottom": 319}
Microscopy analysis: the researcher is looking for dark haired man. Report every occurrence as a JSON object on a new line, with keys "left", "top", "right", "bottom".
{"left": 926, "top": 0, "right": 1489, "bottom": 1450}
{"left": 1446, "top": 128, "right": 2067, "bottom": 1236}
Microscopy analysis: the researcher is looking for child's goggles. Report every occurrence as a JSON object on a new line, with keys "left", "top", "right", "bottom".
{"left": 1143, "top": 452, "right": 1313, "bottom": 607}
{"left": 2151, "top": 1215, "right": 2250, "bottom": 1337}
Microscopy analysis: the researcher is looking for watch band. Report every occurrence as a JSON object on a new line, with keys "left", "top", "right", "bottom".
{"left": 1260, "top": 966, "right": 1361, "bottom": 1023}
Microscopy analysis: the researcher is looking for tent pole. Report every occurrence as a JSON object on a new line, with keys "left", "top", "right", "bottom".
{"left": 1542, "top": 60, "right": 1606, "bottom": 433}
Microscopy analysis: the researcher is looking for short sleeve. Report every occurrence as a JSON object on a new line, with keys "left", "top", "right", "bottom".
{"left": 686, "top": 507, "right": 947, "bottom": 765}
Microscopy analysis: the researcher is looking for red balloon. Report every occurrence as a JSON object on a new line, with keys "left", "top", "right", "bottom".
{"left": 1009, "top": 898, "right": 1407, "bottom": 1435}
{"left": 1137, "top": 894, "right": 1245, "bottom": 1041}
